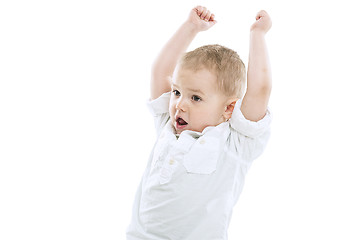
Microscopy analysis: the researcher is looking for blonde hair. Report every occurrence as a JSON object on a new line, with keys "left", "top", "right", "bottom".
{"left": 178, "top": 44, "right": 246, "bottom": 98}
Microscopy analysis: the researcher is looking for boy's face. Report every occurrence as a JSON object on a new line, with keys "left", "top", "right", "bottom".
{"left": 169, "top": 67, "right": 229, "bottom": 134}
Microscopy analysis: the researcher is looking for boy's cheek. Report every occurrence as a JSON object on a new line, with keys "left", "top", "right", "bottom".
{"left": 168, "top": 103, "right": 176, "bottom": 116}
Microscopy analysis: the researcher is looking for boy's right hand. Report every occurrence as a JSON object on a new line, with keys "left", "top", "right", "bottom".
{"left": 187, "top": 6, "right": 217, "bottom": 32}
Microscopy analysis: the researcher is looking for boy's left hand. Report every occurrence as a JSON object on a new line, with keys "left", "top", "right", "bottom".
{"left": 250, "top": 10, "right": 272, "bottom": 34}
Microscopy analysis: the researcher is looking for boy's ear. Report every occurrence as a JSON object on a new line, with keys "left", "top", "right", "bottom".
{"left": 223, "top": 98, "right": 239, "bottom": 121}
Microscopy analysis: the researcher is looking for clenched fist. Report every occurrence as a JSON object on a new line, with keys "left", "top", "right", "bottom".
{"left": 250, "top": 10, "right": 272, "bottom": 34}
{"left": 186, "top": 6, "right": 217, "bottom": 32}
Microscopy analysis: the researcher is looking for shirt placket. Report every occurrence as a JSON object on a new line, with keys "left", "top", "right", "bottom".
{"left": 159, "top": 133, "right": 196, "bottom": 185}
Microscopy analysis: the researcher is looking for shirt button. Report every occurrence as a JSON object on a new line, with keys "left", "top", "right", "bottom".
{"left": 199, "top": 139, "right": 206, "bottom": 144}
{"left": 169, "top": 159, "right": 175, "bottom": 165}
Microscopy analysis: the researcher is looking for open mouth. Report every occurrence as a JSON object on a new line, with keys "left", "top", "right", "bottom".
{"left": 176, "top": 117, "right": 188, "bottom": 129}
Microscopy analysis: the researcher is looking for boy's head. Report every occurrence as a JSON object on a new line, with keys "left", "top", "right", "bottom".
{"left": 169, "top": 44, "right": 246, "bottom": 134}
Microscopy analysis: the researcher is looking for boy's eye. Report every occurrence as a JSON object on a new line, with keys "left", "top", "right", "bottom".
{"left": 192, "top": 95, "right": 201, "bottom": 102}
{"left": 172, "top": 90, "right": 181, "bottom": 96}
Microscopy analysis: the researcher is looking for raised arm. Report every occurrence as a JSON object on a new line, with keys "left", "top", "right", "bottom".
{"left": 150, "top": 6, "right": 217, "bottom": 100}
{"left": 241, "top": 10, "right": 272, "bottom": 121}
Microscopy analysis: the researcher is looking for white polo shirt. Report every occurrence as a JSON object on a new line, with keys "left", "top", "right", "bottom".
{"left": 126, "top": 92, "right": 272, "bottom": 240}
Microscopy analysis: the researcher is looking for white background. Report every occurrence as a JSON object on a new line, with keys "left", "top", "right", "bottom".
{"left": 1, "top": 0, "right": 361, "bottom": 239}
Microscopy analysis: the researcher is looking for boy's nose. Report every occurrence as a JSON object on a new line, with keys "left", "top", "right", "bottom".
{"left": 176, "top": 98, "right": 187, "bottom": 111}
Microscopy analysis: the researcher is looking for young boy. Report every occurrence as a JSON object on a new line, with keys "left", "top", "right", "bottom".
{"left": 126, "top": 6, "right": 272, "bottom": 240}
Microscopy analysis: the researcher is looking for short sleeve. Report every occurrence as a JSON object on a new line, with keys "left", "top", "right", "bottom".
{"left": 147, "top": 92, "right": 171, "bottom": 136}
{"left": 229, "top": 99, "right": 272, "bottom": 138}
{"left": 228, "top": 99, "right": 272, "bottom": 163}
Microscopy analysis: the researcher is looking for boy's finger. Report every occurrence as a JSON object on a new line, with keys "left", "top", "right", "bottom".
{"left": 256, "top": 10, "right": 268, "bottom": 20}
{"left": 210, "top": 13, "right": 215, "bottom": 21}
{"left": 195, "top": 6, "right": 204, "bottom": 16}
{"left": 204, "top": 10, "right": 212, "bottom": 21}
{"left": 200, "top": 8, "right": 208, "bottom": 19}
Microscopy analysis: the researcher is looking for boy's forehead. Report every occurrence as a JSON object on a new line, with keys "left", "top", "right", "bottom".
{"left": 173, "top": 67, "right": 217, "bottom": 84}
{"left": 172, "top": 67, "right": 220, "bottom": 96}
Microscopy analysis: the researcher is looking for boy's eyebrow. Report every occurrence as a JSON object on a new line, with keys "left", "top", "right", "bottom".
{"left": 172, "top": 83, "right": 204, "bottom": 95}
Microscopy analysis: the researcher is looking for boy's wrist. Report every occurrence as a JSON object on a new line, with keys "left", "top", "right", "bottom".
{"left": 183, "top": 20, "right": 202, "bottom": 34}
{"left": 250, "top": 29, "right": 267, "bottom": 37}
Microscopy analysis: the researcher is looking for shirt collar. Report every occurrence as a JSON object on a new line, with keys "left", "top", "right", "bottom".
{"left": 163, "top": 120, "right": 230, "bottom": 143}
{"left": 157, "top": 120, "right": 230, "bottom": 158}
